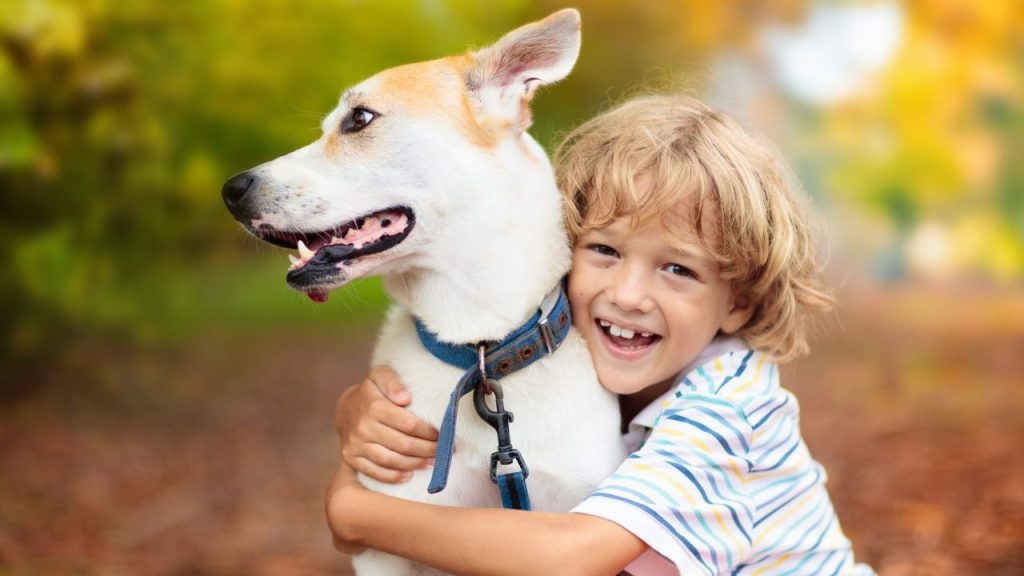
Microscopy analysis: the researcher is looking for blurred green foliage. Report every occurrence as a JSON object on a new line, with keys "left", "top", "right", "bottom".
{"left": 1, "top": 0, "right": 1021, "bottom": 390}
{"left": 0, "top": 0, "right": 543, "bottom": 376}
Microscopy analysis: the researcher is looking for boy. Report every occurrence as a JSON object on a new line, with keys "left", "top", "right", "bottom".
{"left": 327, "top": 94, "right": 873, "bottom": 575}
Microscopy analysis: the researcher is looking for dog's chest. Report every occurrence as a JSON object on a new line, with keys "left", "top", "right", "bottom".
{"left": 367, "top": 307, "right": 626, "bottom": 512}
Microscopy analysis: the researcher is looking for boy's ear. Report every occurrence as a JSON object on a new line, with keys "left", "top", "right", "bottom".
{"left": 721, "top": 293, "right": 756, "bottom": 335}
{"left": 467, "top": 8, "right": 581, "bottom": 134}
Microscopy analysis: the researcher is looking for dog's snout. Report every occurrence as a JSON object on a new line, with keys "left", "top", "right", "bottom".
{"left": 222, "top": 172, "right": 256, "bottom": 206}
{"left": 222, "top": 171, "right": 260, "bottom": 221}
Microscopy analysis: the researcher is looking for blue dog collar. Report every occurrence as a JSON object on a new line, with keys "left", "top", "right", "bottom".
{"left": 413, "top": 282, "right": 572, "bottom": 505}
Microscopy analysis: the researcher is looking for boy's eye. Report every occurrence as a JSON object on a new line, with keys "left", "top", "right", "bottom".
{"left": 588, "top": 244, "right": 618, "bottom": 257}
{"left": 664, "top": 263, "right": 695, "bottom": 279}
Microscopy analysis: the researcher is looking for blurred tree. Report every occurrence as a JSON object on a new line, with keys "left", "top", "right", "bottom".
{"left": 822, "top": 0, "right": 1024, "bottom": 278}
{"left": 1, "top": 0, "right": 1020, "bottom": 396}
{"left": 0, "top": 0, "right": 539, "bottom": 390}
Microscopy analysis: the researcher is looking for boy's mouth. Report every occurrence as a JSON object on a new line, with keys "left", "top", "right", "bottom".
{"left": 596, "top": 319, "right": 661, "bottom": 353}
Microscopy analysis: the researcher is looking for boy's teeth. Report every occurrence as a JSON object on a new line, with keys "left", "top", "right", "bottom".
{"left": 604, "top": 320, "right": 643, "bottom": 340}
{"left": 608, "top": 324, "right": 634, "bottom": 338}
{"left": 297, "top": 240, "right": 314, "bottom": 259}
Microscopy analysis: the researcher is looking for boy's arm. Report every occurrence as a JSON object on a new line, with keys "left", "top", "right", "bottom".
{"left": 327, "top": 462, "right": 648, "bottom": 576}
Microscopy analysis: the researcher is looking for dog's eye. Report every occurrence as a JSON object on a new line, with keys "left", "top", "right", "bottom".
{"left": 342, "top": 107, "right": 378, "bottom": 134}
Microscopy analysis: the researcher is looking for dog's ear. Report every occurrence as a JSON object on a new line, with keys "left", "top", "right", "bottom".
{"left": 468, "top": 8, "right": 581, "bottom": 134}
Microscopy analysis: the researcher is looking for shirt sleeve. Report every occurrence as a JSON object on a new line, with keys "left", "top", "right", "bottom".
{"left": 573, "top": 392, "right": 756, "bottom": 575}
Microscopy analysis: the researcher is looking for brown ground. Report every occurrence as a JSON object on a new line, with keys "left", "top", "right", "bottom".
{"left": 1, "top": 284, "right": 1022, "bottom": 575}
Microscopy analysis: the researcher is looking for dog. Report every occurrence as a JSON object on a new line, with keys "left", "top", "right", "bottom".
{"left": 221, "top": 9, "right": 625, "bottom": 574}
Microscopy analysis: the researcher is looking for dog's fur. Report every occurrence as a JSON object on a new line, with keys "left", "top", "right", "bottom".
{"left": 222, "top": 10, "right": 625, "bottom": 574}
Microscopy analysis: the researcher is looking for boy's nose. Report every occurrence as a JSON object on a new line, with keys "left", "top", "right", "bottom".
{"left": 606, "top": 267, "right": 655, "bottom": 313}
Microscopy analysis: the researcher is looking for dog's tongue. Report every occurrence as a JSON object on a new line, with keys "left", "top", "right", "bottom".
{"left": 307, "top": 290, "right": 329, "bottom": 303}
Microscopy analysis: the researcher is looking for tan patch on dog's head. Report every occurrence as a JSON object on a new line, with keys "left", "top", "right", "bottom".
{"left": 369, "top": 56, "right": 504, "bottom": 149}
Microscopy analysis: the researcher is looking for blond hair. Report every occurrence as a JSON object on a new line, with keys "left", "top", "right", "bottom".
{"left": 555, "top": 94, "right": 833, "bottom": 362}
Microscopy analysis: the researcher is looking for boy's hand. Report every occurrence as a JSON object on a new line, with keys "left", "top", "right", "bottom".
{"left": 335, "top": 365, "right": 438, "bottom": 483}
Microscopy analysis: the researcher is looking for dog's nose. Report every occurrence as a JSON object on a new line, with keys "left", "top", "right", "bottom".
{"left": 222, "top": 171, "right": 256, "bottom": 207}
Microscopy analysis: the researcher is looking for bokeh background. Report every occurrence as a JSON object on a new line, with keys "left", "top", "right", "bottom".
{"left": 2, "top": 0, "right": 1022, "bottom": 574}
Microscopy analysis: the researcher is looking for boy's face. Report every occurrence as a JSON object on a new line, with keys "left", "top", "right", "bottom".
{"left": 568, "top": 210, "right": 753, "bottom": 396}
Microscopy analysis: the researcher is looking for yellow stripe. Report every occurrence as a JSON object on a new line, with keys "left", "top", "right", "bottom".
{"left": 644, "top": 463, "right": 750, "bottom": 554}
{"left": 631, "top": 462, "right": 701, "bottom": 508}
{"left": 728, "top": 353, "right": 767, "bottom": 397}
{"left": 749, "top": 447, "right": 810, "bottom": 483}
{"left": 657, "top": 427, "right": 751, "bottom": 486}
{"left": 644, "top": 430, "right": 751, "bottom": 551}
{"left": 750, "top": 552, "right": 793, "bottom": 575}
{"left": 753, "top": 486, "right": 821, "bottom": 546}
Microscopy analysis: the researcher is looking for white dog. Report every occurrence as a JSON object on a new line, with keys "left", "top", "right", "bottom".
{"left": 222, "top": 10, "right": 625, "bottom": 575}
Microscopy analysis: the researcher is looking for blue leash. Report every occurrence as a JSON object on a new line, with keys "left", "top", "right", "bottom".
{"left": 414, "top": 283, "right": 572, "bottom": 510}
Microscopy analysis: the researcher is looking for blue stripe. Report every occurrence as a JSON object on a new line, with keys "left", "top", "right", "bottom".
{"left": 757, "top": 419, "right": 797, "bottom": 463}
{"left": 665, "top": 414, "right": 741, "bottom": 458}
{"left": 743, "top": 397, "right": 774, "bottom": 417}
{"left": 716, "top": 350, "right": 754, "bottom": 394}
{"left": 667, "top": 504, "right": 725, "bottom": 571}
{"left": 753, "top": 470, "right": 809, "bottom": 511}
{"left": 696, "top": 366, "right": 716, "bottom": 392}
{"left": 657, "top": 451, "right": 753, "bottom": 544}
{"left": 754, "top": 468, "right": 822, "bottom": 527}
{"left": 686, "top": 448, "right": 753, "bottom": 512}
{"left": 612, "top": 469, "right": 680, "bottom": 507}
{"left": 759, "top": 441, "right": 800, "bottom": 473}
{"left": 596, "top": 483, "right": 659, "bottom": 506}
{"left": 691, "top": 468, "right": 747, "bottom": 568}
{"left": 752, "top": 396, "right": 790, "bottom": 429}
{"left": 758, "top": 502, "right": 830, "bottom": 557}
{"left": 694, "top": 405, "right": 751, "bottom": 453}
{"left": 782, "top": 549, "right": 839, "bottom": 576}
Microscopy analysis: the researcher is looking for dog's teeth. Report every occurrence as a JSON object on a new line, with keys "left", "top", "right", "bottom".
{"left": 330, "top": 235, "right": 341, "bottom": 244}
{"left": 297, "top": 240, "right": 314, "bottom": 259}
{"left": 288, "top": 254, "right": 300, "bottom": 266}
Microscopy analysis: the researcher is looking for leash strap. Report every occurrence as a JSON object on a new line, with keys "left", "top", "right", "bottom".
{"left": 415, "top": 283, "right": 572, "bottom": 508}
{"left": 497, "top": 471, "right": 531, "bottom": 510}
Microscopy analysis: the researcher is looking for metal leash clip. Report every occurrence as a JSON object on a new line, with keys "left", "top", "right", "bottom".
{"left": 473, "top": 346, "right": 529, "bottom": 483}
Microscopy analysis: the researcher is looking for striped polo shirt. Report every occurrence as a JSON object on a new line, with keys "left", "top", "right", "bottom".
{"left": 573, "top": 338, "right": 874, "bottom": 575}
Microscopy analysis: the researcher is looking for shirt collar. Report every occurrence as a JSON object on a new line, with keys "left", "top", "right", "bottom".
{"left": 627, "top": 336, "right": 750, "bottom": 434}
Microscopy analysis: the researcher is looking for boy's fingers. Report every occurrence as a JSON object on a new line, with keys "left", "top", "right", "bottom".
{"left": 349, "top": 456, "right": 414, "bottom": 484}
{"left": 368, "top": 365, "right": 411, "bottom": 406}
{"left": 369, "top": 423, "right": 438, "bottom": 459}
{"left": 363, "top": 443, "right": 432, "bottom": 471}
{"left": 373, "top": 401, "right": 439, "bottom": 442}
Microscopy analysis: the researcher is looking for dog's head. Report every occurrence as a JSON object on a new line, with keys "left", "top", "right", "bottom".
{"left": 222, "top": 9, "right": 581, "bottom": 302}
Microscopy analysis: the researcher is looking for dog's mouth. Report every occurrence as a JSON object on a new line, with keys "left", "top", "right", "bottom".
{"left": 254, "top": 206, "right": 415, "bottom": 302}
